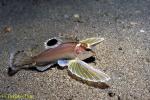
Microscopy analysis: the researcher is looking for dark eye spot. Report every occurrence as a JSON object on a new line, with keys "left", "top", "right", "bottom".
{"left": 47, "top": 39, "right": 58, "bottom": 46}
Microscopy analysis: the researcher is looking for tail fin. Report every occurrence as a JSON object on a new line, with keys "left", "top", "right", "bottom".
{"left": 8, "top": 50, "right": 33, "bottom": 76}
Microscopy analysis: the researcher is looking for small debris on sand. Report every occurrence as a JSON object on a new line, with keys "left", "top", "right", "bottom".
{"left": 73, "top": 14, "right": 83, "bottom": 23}
{"left": 4, "top": 26, "right": 12, "bottom": 33}
{"left": 130, "top": 22, "right": 138, "bottom": 26}
{"left": 108, "top": 91, "right": 116, "bottom": 97}
{"left": 64, "top": 14, "right": 69, "bottom": 19}
{"left": 73, "top": 14, "right": 80, "bottom": 19}
{"left": 118, "top": 47, "right": 123, "bottom": 50}
{"left": 140, "top": 29, "right": 145, "bottom": 33}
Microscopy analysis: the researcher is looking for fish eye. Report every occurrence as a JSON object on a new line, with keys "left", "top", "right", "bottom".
{"left": 80, "top": 43, "right": 88, "bottom": 47}
{"left": 46, "top": 39, "right": 58, "bottom": 46}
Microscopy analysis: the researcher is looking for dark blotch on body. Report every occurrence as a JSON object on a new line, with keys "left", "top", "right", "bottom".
{"left": 47, "top": 39, "right": 58, "bottom": 46}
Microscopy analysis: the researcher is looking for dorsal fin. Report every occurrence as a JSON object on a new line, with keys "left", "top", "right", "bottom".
{"left": 80, "top": 37, "right": 104, "bottom": 48}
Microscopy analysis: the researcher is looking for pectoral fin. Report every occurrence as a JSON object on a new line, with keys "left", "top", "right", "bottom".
{"left": 68, "top": 59, "right": 110, "bottom": 82}
{"left": 57, "top": 60, "right": 69, "bottom": 67}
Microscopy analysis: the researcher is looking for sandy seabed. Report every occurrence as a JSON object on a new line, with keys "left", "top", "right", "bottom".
{"left": 0, "top": 0, "right": 150, "bottom": 100}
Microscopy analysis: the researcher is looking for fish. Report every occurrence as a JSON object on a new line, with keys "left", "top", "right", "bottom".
{"left": 8, "top": 37, "right": 110, "bottom": 82}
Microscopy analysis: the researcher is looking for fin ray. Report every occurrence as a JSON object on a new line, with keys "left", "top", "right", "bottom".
{"left": 8, "top": 50, "right": 33, "bottom": 76}
{"left": 80, "top": 37, "right": 104, "bottom": 47}
{"left": 68, "top": 60, "right": 110, "bottom": 82}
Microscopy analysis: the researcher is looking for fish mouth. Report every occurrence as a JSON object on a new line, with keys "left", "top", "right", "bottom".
{"left": 85, "top": 48, "right": 96, "bottom": 56}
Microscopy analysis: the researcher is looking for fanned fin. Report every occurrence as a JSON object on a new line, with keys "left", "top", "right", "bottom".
{"left": 80, "top": 37, "right": 104, "bottom": 47}
{"left": 44, "top": 37, "right": 62, "bottom": 49}
{"left": 8, "top": 50, "right": 33, "bottom": 76}
{"left": 68, "top": 59, "right": 110, "bottom": 82}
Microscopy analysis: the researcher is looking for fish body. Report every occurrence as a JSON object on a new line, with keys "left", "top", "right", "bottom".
{"left": 32, "top": 42, "right": 78, "bottom": 65}
{"left": 8, "top": 37, "right": 110, "bottom": 83}
{"left": 8, "top": 41, "right": 92, "bottom": 75}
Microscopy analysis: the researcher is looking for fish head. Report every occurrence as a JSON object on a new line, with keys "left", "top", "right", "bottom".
{"left": 75, "top": 43, "right": 96, "bottom": 57}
